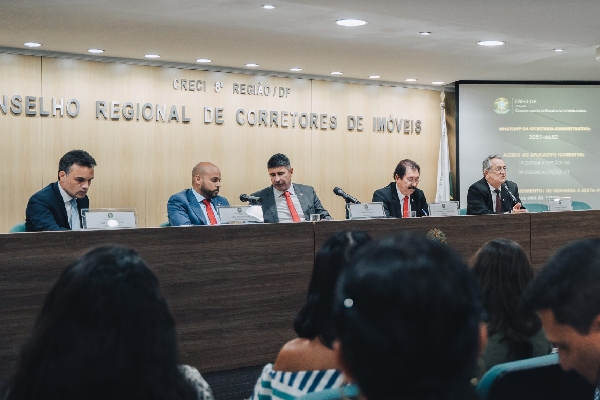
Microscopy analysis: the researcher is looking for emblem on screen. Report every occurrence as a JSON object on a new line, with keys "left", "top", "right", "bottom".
{"left": 493, "top": 97, "right": 510, "bottom": 114}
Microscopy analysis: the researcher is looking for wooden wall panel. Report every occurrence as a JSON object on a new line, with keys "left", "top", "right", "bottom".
{"left": 311, "top": 81, "right": 442, "bottom": 219}
{"left": 0, "top": 54, "right": 449, "bottom": 229}
{"left": 41, "top": 59, "right": 149, "bottom": 224}
{"left": 0, "top": 54, "right": 43, "bottom": 232}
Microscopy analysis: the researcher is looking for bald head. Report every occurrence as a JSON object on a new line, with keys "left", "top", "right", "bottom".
{"left": 192, "top": 162, "right": 222, "bottom": 199}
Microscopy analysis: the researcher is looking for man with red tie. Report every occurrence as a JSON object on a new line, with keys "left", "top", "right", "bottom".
{"left": 167, "top": 162, "right": 230, "bottom": 226}
{"left": 251, "top": 153, "right": 332, "bottom": 223}
{"left": 372, "top": 159, "right": 429, "bottom": 218}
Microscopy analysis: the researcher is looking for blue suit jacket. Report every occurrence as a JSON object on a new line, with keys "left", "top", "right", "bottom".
{"left": 167, "top": 189, "right": 229, "bottom": 226}
{"left": 25, "top": 182, "right": 89, "bottom": 232}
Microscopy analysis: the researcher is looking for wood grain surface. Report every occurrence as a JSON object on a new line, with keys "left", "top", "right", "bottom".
{"left": 3, "top": 211, "right": 599, "bottom": 381}
{"left": 0, "top": 223, "right": 314, "bottom": 380}
{"left": 529, "top": 210, "right": 600, "bottom": 265}
{"left": 314, "top": 214, "right": 531, "bottom": 263}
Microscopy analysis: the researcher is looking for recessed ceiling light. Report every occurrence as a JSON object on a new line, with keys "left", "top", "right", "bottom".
{"left": 432, "top": 81, "right": 445, "bottom": 85}
{"left": 246, "top": 63, "right": 259, "bottom": 67}
{"left": 262, "top": 4, "right": 276, "bottom": 9}
{"left": 290, "top": 67, "right": 302, "bottom": 72}
{"left": 331, "top": 71, "right": 343, "bottom": 75}
{"left": 419, "top": 32, "right": 432, "bottom": 36}
{"left": 196, "top": 58, "right": 212, "bottom": 63}
{"left": 477, "top": 40, "right": 505, "bottom": 47}
{"left": 335, "top": 19, "right": 367, "bottom": 27}
{"left": 88, "top": 48, "right": 104, "bottom": 54}
{"left": 553, "top": 48, "right": 565, "bottom": 52}
{"left": 24, "top": 42, "right": 41, "bottom": 48}
{"left": 368, "top": 75, "right": 380, "bottom": 79}
{"left": 405, "top": 78, "right": 417, "bottom": 82}
{"left": 145, "top": 54, "right": 160, "bottom": 59}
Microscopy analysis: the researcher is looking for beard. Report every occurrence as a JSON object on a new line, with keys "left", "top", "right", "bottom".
{"left": 201, "top": 184, "right": 219, "bottom": 199}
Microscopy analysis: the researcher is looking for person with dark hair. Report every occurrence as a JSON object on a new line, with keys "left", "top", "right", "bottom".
{"left": 25, "top": 149, "right": 97, "bottom": 231}
{"left": 251, "top": 231, "right": 372, "bottom": 399}
{"left": 526, "top": 238, "right": 600, "bottom": 389}
{"left": 466, "top": 154, "right": 526, "bottom": 215}
{"left": 168, "top": 162, "right": 230, "bottom": 226}
{"left": 1, "top": 245, "right": 213, "bottom": 400}
{"left": 302, "top": 233, "right": 487, "bottom": 400}
{"left": 250, "top": 153, "right": 332, "bottom": 223}
{"left": 471, "top": 239, "right": 552, "bottom": 376}
{"left": 372, "top": 159, "right": 429, "bottom": 218}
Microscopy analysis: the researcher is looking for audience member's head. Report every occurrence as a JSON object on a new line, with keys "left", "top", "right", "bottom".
{"left": 472, "top": 238, "right": 541, "bottom": 360}
{"left": 294, "top": 231, "right": 372, "bottom": 349}
{"left": 526, "top": 238, "right": 600, "bottom": 385}
{"left": 2, "top": 246, "right": 198, "bottom": 400}
{"left": 334, "top": 234, "right": 485, "bottom": 400}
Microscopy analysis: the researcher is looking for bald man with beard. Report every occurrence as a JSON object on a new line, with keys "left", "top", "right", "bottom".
{"left": 167, "top": 162, "right": 230, "bottom": 226}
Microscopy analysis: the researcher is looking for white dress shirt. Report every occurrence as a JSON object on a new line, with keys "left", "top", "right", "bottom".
{"left": 273, "top": 185, "right": 306, "bottom": 223}
{"left": 58, "top": 183, "right": 80, "bottom": 230}
{"left": 396, "top": 187, "right": 411, "bottom": 216}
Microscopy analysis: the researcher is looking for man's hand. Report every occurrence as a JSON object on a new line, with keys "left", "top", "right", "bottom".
{"left": 511, "top": 203, "right": 528, "bottom": 214}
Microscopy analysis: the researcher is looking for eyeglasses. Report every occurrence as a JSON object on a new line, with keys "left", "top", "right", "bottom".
{"left": 490, "top": 167, "right": 507, "bottom": 173}
{"left": 405, "top": 178, "right": 420, "bottom": 184}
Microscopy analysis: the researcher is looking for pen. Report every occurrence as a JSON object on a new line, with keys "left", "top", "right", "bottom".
{"left": 422, "top": 208, "right": 428, "bottom": 216}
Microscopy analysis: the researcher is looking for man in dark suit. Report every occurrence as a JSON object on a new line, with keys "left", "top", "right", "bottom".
{"left": 372, "top": 159, "right": 429, "bottom": 218}
{"left": 467, "top": 154, "right": 526, "bottom": 215}
{"left": 167, "top": 162, "right": 229, "bottom": 226}
{"left": 25, "top": 150, "right": 96, "bottom": 232}
{"left": 251, "top": 153, "right": 332, "bottom": 223}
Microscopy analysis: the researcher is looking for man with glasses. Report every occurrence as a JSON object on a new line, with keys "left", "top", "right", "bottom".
{"left": 372, "top": 159, "right": 429, "bottom": 218}
{"left": 467, "top": 154, "right": 526, "bottom": 215}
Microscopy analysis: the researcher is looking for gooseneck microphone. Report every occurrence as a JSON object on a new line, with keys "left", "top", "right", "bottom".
{"left": 502, "top": 183, "right": 518, "bottom": 205}
{"left": 333, "top": 187, "right": 361, "bottom": 204}
{"left": 240, "top": 194, "right": 263, "bottom": 203}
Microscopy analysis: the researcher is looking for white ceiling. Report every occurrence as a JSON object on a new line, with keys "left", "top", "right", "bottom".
{"left": 1, "top": 0, "right": 599, "bottom": 87}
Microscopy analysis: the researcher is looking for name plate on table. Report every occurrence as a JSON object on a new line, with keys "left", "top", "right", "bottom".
{"left": 347, "top": 202, "right": 386, "bottom": 220}
{"left": 548, "top": 197, "right": 572, "bottom": 212}
{"left": 428, "top": 201, "right": 460, "bottom": 217}
{"left": 82, "top": 208, "right": 137, "bottom": 229}
{"left": 218, "top": 205, "right": 263, "bottom": 224}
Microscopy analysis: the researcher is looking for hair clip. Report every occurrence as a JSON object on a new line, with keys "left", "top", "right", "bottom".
{"left": 343, "top": 298, "right": 354, "bottom": 308}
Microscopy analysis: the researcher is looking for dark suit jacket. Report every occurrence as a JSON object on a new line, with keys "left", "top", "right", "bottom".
{"left": 167, "top": 189, "right": 229, "bottom": 226}
{"left": 251, "top": 183, "right": 333, "bottom": 223}
{"left": 372, "top": 182, "right": 429, "bottom": 218}
{"left": 466, "top": 177, "right": 525, "bottom": 215}
{"left": 25, "top": 182, "right": 89, "bottom": 232}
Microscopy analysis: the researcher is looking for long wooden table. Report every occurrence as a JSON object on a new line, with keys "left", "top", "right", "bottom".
{"left": 1, "top": 212, "right": 599, "bottom": 381}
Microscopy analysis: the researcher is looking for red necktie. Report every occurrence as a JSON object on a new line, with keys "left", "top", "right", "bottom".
{"left": 495, "top": 189, "right": 502, "bottom": 213}
{"left": 403, "top": 196, "right": 409, "bottom": 218}
{"left": 284, "top": 191, "right": 301, "bottom": 222}
{"left": 202, "top": 199, "right": 218, "bottom": 225}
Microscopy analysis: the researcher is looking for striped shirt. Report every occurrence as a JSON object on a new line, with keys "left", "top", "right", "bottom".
{"left": 251, "top": 363, "right": 346, "bottom": 400}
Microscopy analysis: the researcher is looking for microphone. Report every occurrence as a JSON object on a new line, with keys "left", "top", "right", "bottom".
{"left": 333, "top": 187, "right": 361, "bottom": 204}
{"left": 502, "top": 183, "right": 518, "bottom": 205}
{"left": 239, "top": 194, "right": 263, "bottom": 203}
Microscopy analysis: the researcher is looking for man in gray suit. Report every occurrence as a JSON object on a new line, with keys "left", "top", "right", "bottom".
{"left": 167, "top": 162, "right": 229, "bottom": 226}
{"left": 251, "top": 153, "right": 332, "bottom": 223}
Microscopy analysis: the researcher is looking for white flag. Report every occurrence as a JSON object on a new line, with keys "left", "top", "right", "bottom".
{"left": 435, "top": 91, "right": 451, "bottom": 202}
